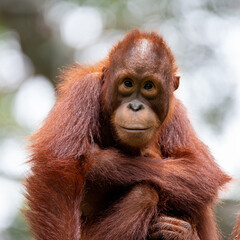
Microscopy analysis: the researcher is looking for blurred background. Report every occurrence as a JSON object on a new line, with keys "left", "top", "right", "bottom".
{"left": 0, "top": 0, "right": 239, "bottom": 239}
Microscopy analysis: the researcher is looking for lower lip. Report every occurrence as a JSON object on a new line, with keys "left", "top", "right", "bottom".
{"left": 120, "top": 127, "right": 150, "bottom": 132}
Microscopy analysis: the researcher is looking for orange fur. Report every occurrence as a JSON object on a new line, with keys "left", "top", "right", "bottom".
{"left": 24, "top": 30, "right": 231, "bottom": 240}
{"left": 232, "top": 214, "right": 240, "bottom": 240}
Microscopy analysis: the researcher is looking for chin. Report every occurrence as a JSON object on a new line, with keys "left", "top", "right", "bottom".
{"left": 115, "top": 126, "right": 154, "bottom": 148}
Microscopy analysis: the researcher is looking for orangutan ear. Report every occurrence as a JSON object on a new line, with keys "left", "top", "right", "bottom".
{"left": 173, "top": 74, "right": 180, "bottom": 91}
{"left": 101, "top": 66, "right": 109, "bottom": 85}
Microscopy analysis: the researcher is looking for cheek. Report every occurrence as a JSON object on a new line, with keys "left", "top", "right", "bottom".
{"left": 102, "top": 91, "right": 119, "bottom": 117}
{"left": 151, "top": 95, "right": 170, "bottom": 123}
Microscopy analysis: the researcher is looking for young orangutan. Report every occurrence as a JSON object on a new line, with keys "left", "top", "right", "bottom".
{"left": 25, "top": 30, "right": 231, "bottom": 240}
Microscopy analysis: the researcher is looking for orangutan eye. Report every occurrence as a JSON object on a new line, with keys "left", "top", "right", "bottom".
{"left": 123, "top": 79, "right": 133, "bottom": 88}
{"left": 143, "top": 82, "right": 154, "bottom": 90}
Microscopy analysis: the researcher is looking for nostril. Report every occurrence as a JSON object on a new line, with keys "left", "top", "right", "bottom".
{"left": 137, "top": 104, "right": 144, "bottom": 111}
{"left": 128, "top": 102, "right": 144, "bottom": 111}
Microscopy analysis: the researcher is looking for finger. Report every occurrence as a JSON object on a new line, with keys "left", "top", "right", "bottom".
{"left": 157, "top": 216, "right": 192, "bottom": 230}
{"left": 150, "top": 229, "right": 180, "bottom": 239}
{"left": 151, "top": 222, "right": 189, "bottom": 235}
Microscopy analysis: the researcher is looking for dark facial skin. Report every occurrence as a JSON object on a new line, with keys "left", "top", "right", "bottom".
{"left": 106, "top": 39, "right": 172, "bottom": 149}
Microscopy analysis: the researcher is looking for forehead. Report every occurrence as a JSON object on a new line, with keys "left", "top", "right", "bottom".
{"left": 132, "top": 39, "right": 153, "bottom": 59}
{"left": 112, "top": 38, "right": 162, "bottom": 76}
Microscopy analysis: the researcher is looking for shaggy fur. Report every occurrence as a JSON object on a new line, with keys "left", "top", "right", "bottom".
{"left": 232, "top": 214, "right": 240, "bottom": 240}
{"left": 24, "top": 30, "right": 231, "bottom": 240}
